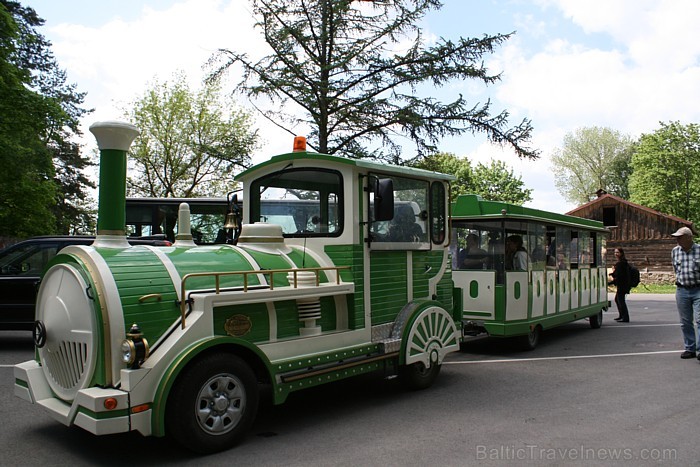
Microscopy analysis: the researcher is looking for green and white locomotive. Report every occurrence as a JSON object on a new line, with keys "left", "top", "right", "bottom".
{"left": 14, "top": 122, "right": 461, "bottom": 453}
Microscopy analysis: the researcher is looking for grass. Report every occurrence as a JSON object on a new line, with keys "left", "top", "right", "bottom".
{"left": 629, "top": 283, "right": 675, "bottom": 294}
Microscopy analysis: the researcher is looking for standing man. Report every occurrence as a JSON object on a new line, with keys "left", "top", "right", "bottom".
{"left": 671, "top": 226, "right": 700, "bottom": 359}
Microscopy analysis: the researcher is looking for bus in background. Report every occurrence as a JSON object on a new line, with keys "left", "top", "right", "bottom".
{"left": 126, "top": 197, "right": 229, "bottom": 244}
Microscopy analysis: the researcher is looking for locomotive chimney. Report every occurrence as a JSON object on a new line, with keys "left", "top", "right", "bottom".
{"left": 89, "top": 121, "right": 140, "bottom": 248}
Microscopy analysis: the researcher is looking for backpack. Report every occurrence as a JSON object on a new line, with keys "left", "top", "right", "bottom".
{"left": 629, "top": 263, "right": 640, "bottom": 288}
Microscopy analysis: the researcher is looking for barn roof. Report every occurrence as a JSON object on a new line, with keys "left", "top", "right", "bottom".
{"left": 566, "top": 192, "right": 693, "bottom": 227}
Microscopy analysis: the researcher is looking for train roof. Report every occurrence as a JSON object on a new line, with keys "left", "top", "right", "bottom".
{"left": 452, "top": 194, "right": 607, "bottom": 232}
{"left": 236, "top": 150, "right": 456, "bottom": 182}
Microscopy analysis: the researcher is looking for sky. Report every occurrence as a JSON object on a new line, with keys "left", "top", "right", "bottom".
{"left": 21, "top": 0, "right": 700, "bottom": 214}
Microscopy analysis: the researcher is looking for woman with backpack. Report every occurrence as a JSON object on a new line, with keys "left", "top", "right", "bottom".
{"left": 609, "top": 248, "right": 631, "bottom": 322}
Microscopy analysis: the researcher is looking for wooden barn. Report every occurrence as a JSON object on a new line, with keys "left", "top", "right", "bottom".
{"left": 566, "top": 190, "right": 694, "bottom": 284}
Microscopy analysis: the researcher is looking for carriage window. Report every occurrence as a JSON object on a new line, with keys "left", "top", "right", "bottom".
{"left": 578, "top": 232, "right": 591, "bottom": 267}
{"left": 528, "top": 223, "right": 547, "bottom": 270}
{"left": 597, "top": 233, "right": 606, "bottom": 267}
{"left": 250, "top": 168, "right": 342, "bottom": 237}
{"left": 369, "top": 175, "right": 429, "bottom": 250}
{"left": 556, "top": 227, "right": 571, "bottom": 270}
{"left": 451, "top": 222, "right": 500, "bottom": 271}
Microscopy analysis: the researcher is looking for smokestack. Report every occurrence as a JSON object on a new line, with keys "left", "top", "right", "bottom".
{"left": 89, "top": 121, "right": 140, "bottom": 248}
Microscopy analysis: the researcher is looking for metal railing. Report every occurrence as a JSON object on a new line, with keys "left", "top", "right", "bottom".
{"left": 178, "top": 266, "right": 351, "bottom": 328}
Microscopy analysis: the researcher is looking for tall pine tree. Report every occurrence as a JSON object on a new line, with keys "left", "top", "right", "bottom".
{"left": 0, "top": 1, "right": 93, "bottom": 238}
{"left": 209, "top": 0, "right": 537, "bottom": 164}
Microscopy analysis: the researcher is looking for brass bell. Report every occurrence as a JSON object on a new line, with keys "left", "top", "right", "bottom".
{"left": 224, "top": 212, "right": 239, "bottom": 230}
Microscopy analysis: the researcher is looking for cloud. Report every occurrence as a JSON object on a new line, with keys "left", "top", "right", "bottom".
{"left": 474, "top": 0, "right": 700, "bottom": 213}
{"left": 48, "top": 1, "right": 266, "bottom": 123}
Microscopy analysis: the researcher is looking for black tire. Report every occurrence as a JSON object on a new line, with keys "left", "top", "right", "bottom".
{"left": 166, "top": 353, "right": 259, "bottom": 454}
{"left": 399, "top": 361, "right": 441, "bottom": 390}
{"left": 518, "top": 325, "right": 541, "bottom": 351}
{"left": 590, "top": 310, "right": 603, "bottom": 329}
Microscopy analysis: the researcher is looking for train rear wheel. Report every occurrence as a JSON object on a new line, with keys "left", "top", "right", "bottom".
{"left": 399, "top": 361, "right": 441, "bottom": 390}
{"left": 166, "top": 353, "right": 258, "bottom": 453}
{"left": 518, "top": 325, "right": 541, "bottom": 351}
{"left": 590, "top": 310, "right": 603, "bottom": 329}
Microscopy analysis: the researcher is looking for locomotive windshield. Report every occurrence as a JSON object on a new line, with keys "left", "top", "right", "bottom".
{"left": 249, "top": 168, "right": 343, "bottom": 237}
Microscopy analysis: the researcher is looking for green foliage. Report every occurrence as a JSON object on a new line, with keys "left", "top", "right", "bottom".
{"left": 629, "top": 121, "right": 700, "bottom": 223}
{"left": 412, "top": 152, "right": 531, "bottom": 204}
{"left": 209, "top": 0, "right": 538, "bottom": 163}
{"left": 0, "top": 1, "right": 93, "bottom": 237}
{"left": 472, "top": 159, "right": 532, "bottom": 205}
{"left": 125, "top": 73, "right": 259, "bottom": 197}
{"left": 551, "top": 126, "right": 633, "bottom": 204}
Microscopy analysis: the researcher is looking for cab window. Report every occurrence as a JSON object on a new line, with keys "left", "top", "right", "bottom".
{"left": 250, "top": 168, "right": 343, "bottom": 237}
{"left": 369, "top": 175, "right": 429, "bottom": 250}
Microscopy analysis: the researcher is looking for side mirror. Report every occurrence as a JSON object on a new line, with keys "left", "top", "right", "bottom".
{"left": 373, "top": 178, "right": 394, "bottom": 222}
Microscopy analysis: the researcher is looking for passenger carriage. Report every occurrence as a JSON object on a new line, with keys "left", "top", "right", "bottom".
{"left": 451, "top": 194, "right": 609, "bottom": 349}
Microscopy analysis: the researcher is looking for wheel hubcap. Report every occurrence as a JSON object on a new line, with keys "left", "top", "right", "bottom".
{"left": 196, "top": 374, "right": 246, "bottom": 435}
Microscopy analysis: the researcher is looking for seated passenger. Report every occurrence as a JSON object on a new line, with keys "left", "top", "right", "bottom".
{"left": 458, "top": 234, "right": 487, "bottom": 269}
{"left": 389, "top": 206, "right": 423, "bottom": 242}
{"left": 505, "top": 235, "right": 528, "bottom": 271}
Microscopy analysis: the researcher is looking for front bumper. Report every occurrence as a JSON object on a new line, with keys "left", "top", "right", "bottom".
{"left": 14, "top": 360, "right": 140, "bottom": 435}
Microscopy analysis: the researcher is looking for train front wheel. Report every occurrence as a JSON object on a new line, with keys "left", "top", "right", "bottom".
{"left": 166, "top": 353, "right": 259, "bottom": 454}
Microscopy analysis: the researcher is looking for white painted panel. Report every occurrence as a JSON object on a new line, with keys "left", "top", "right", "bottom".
{"left": 506, "top": 271, "right": 528, "bottom": 321}
{"left": 599, "top": 267, "right": 608, "bottom": 303}
{"left": 571, "top": 269, "right": 580, "bottom": 309}
{"left": 531, "top": 271, "right": 545, "bottom": 318}
{"left": 453, "top": 270, "right": 495, "bottom": 319}
{"left": 580, "top": 268, "right": 590, "bottom": 307}
{"left": 558, "top": 270, "right": 569, "bottom": 312}
{"left": 546, "top": 270, "right": 557, "bottom": 315}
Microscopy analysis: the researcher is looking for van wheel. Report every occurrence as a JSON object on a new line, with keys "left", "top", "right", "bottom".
{"left": 590, "top": 311, "right": 603, "bottom": 329}
{"left": 166, "top": 353, "right": 258, "bottom": 454}
{"left": 518, "top": 325, "right": 541, "bottom": 351}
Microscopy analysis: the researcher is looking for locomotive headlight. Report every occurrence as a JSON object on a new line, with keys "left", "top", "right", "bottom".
{"left": 121, "top": 323, "right": 150, "bottom": 369}
{"left": 120, "top": 339, "right": 136, "bottom": 365}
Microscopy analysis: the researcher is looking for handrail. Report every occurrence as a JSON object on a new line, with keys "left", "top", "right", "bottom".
{"left": 178, "top": 266, "right": 351, "bottom": 329}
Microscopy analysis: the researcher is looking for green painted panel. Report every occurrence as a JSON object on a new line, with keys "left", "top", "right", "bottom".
{"left": 97, "top": 246, "right": 180, "bottom": 343}
{"left": 318, "top": 295, "right": 337, "bottom": 330}
{"left": 239, "top": 249, "right": 295, "bottom": 288}
{"left": 166, "top": 245, "right": 260, "bottom": 290}
{"left": 370, "top": 251, "right": 407, "bottom": 324}
{"left": 325, "top": 244, "right": 365, "bottom": 329}
{"left": 213, "top": 303, "right": 270, "bottom": 342}
{"left": 285, "top": 249, "right": 323, "bottom": 278}
{"left": 275, "top": 300, "right": 301, "bottom": 339}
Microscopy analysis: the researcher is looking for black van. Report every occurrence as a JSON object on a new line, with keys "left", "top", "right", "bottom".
{"left": 0, "top": 236, "right": 170, "bottom": 330}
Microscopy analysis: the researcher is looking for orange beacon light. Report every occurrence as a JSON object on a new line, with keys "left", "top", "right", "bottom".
{"left": 293, "top": 136, "right": 307, "bottom": 152}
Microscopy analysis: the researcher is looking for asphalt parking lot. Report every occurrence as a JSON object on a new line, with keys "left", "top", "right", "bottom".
{"left": 0, "top": 293, "right": 696, "bottom": 466}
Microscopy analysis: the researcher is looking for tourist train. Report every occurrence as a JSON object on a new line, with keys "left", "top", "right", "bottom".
{"left": 15, "top": 122, "right": 608, "bottom": 453}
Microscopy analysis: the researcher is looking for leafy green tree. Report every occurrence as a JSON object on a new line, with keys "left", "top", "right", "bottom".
{"left": 209, "top": 0, "right": 538, "bottom": 163}
{"left": 551, "top": 126, "right": 633, "bottom": 204}
{"left": 629, "top": 121, "right": 700, "bottom": 222}
{"left": 412, "top": 152, "right": 531, "bottom": 204}
{"left": 472, "top": 159, "right": 532, "bottom": 205}
{"left": 125, "top": 74, "right": 259, "bottom": 197}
